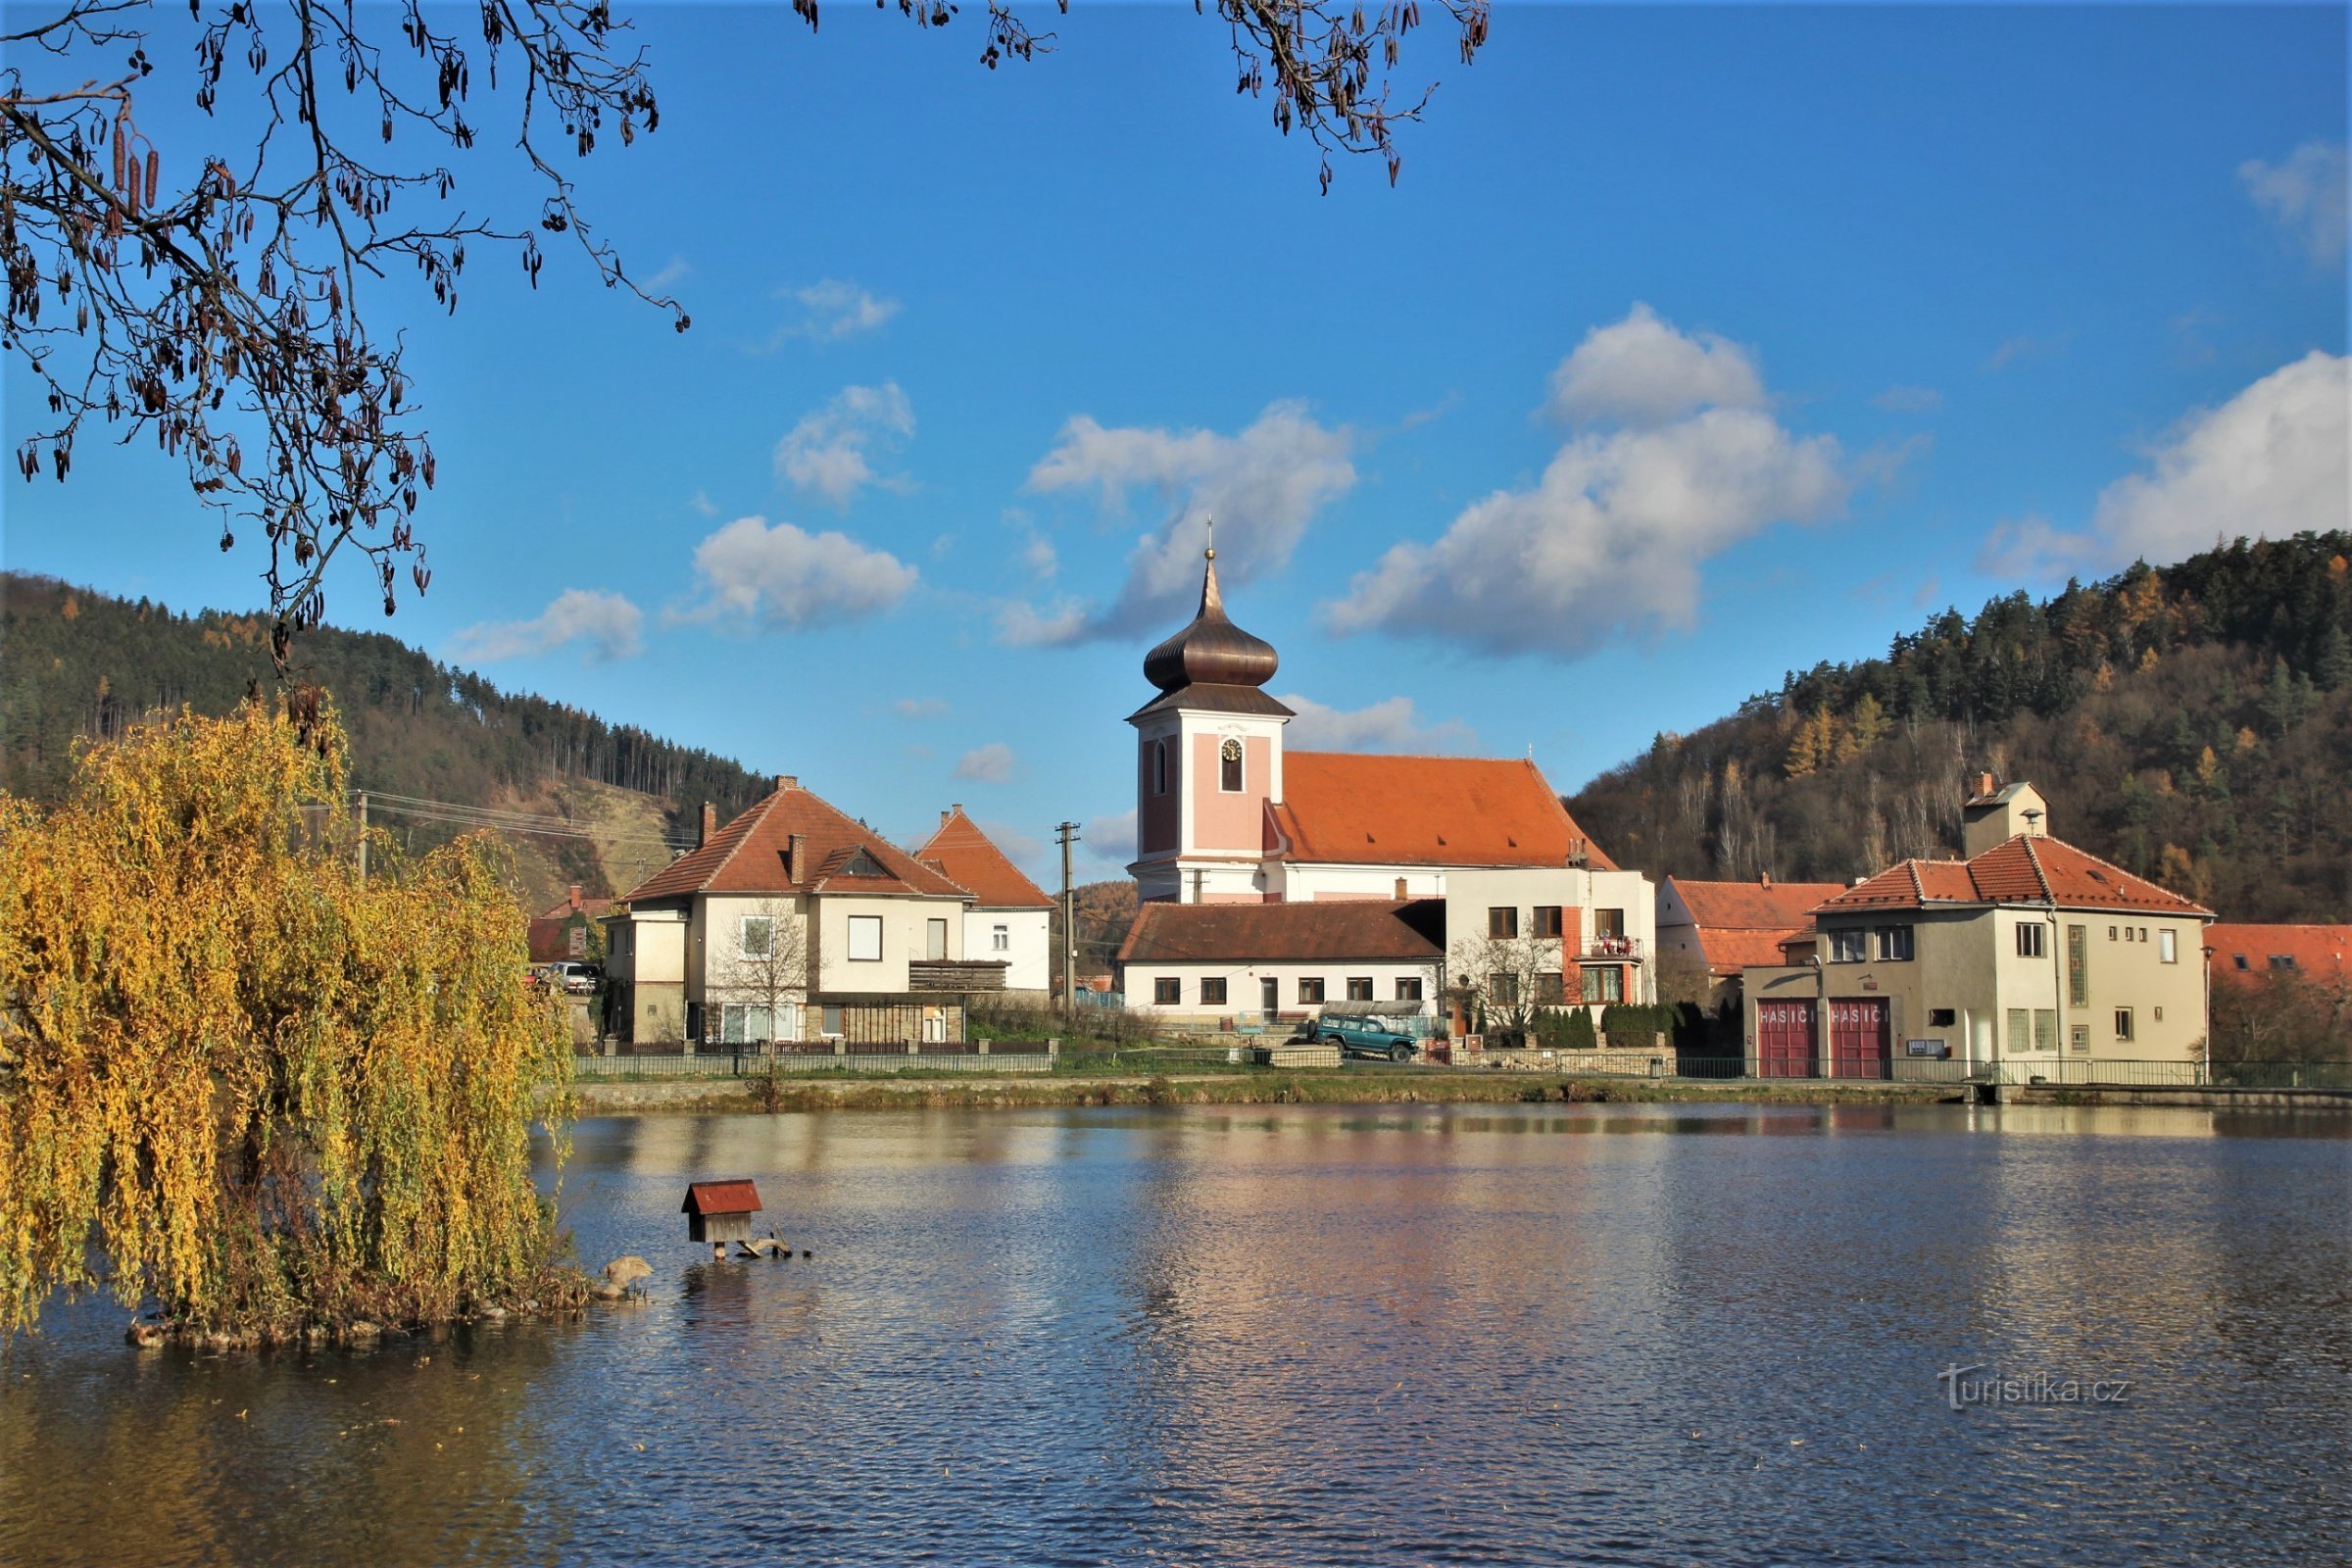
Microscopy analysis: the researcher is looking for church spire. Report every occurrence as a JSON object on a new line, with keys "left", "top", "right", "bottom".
{"left": 1141, "top": 518, "right": 1279, "bottom": 694}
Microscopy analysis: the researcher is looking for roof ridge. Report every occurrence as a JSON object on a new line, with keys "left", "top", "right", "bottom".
{"left": 1907, "top": 860, "right": 1926, "bottom": 901}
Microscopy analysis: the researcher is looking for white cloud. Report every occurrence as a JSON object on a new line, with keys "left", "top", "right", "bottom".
{"left": 955, "top": 743, "right": 1016, "bottom": 783}
{"left": 2240, "top": 141, "right": 2349, "bottom": 265}
{"left": 1009, "top": 401, "right": 1355, "bottom": 642}
{"left": 1985, "top": 332, "right": 2069, "bottom": 372}
{"left": 670, "top": 515, "right": 918, "bottom": 630}
{"left": 689, "top": 489, "right": 720, "bottom": 518}
{"left": 643, "top": 255, "right": 691, "bottom": 291}
{"left": 1325, "top": 308, "right": 1849, "bottom": 658}
{"left": 893, "top": 697, "right": 950, "bottom": 719}
{"left": 1546, "top": 303, "right": 1765, "bottom": 426}
{"left": 775, "top": 382, "right": 915, "bottom": 508}
{"left": 995, "top": 597, "right": 1089, "bottom": 647}
{"left": 1273, "top": 694, "right": 1476, "bottom": 754}
{"left": 447, "top": 589, "right": 643, "bottom": 664}
{"left": 769, "top": 278, "right": 902, "bottom": 345}
{"left": 1982, "top": 351, "right": 2350, "bottom": 579}
{"left": 1083, "top": 808, "right": 1137, "bottom": 867}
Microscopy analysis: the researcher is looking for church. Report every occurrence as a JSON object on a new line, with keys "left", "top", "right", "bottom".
{"left": 1113, "top": 546, "right": 1656, "bottom": 1030}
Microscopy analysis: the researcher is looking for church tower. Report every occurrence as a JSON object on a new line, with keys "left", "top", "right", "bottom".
{"left": 1129, "top": 544, "right": 1291, "bottom": 903}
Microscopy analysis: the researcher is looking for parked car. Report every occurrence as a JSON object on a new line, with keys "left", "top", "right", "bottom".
{"left": 549, "top": 960, "right": 603, "bottom": 996}
{"left": 1294, "top": 1012, "right": 1420, "bottom": 1063}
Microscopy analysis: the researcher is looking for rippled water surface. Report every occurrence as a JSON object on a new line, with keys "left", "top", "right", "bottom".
{"left": 4, "top": 1102, "right": 2349, "bottom": 1566}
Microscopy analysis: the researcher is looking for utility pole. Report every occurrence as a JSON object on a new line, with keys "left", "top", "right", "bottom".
{"left": 357, "top": 790, "right": 368, "bottom": 882}
{"left": 1055, "top": 821, "right": 1080, "bottom": 1016}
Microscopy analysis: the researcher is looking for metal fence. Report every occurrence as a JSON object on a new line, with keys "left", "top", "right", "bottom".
{"left": 572, "top": 1045, "right": 1054, "bottom": 1079}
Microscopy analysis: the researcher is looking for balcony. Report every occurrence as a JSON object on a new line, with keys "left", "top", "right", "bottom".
{"left": 907, "top": 959, "right": 1010, "bottom": 993}
{"left": 1575, "top": 936, "right": 1642, "bottom": 962}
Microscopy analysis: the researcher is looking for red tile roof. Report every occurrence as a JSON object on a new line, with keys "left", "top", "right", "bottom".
{"left": 1117, "top": 899, "right": 1446, "bottom": 964}
{"left": 620, "top": 785, "right": 971, "bottom": 904}
{"left": 681, "top": 1180, "right": 762, "bottom": 1216}
{"left": 911, "top": 808, "right": 1053, "bottom": 909}
{"left": 2205, "top": 924, "right": 2352, "bottom": 987}
{"left": 1813, "top": 835, "right": 2211, "bottom": 917}
{"left": 1267, "top": 754, "right": 1616, "bottom": 870}
{"left": 1663, "top": 879, "right": 1847, "bottom": 976}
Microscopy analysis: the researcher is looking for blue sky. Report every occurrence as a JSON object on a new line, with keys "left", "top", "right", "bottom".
{"left": 4, "top": 3, "right": 2347, "bottom": 884}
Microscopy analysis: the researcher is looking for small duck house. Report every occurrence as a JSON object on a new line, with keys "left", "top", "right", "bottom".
{"left": 682, "top": 1179, "right": 763, "bottom": 1245}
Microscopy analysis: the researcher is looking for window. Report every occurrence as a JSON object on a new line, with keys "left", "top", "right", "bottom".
{"left": 1828, "top": 928, "right": 1868, "bottom": 963}
{"left": 2125, "top": 927, "right": 2136, "bottom": 943}
{"left": 1535, "top": 972, "right": 1565, "bottom": 1004}
{"left": 1154, "top": 977, "right": 1181, "bottom": 1004}
{"left": 847, "top": 915, "right": 883, "bottom": 962}
{"left": 1298, "top": 977, "right": 1326, "bottom": 1005}
{"left": 2157, "top": 929, "right": 2177, "bottom": 964}
{"left": 1347, "top": 976, "right": 1374, "bottom": 1002}
{"left": 1490, "top": 973, "right": 1520, "bottom": 1006}
{"left": 1395, "top": 977, "right": 1423, "bottom": 1003}
{"left": 926, "top": 918, "right": 949, "bottom": 961}
{"left": 1874, "top": 925, "right": 1914, "bottom": 961}
{"left": 2109, "top": 925, "right": 2118, "bottom": 941}
{"left": 2269, "top": 955, "right": 2298, "bottom": 971}
{"left": 2138, "top": 927, "right": 2149, "bottom": 944}
{"left": 1581, "top": 967, "right": 1624, "bottom": 1004}
{"left": 1489, "top": 906, "right": 1519, "bottom": 939}
{"left": 2071, "top": 1024, "right": 2090, "bottom": 1053}
{"left": 2016, "top": 923, "right": 2045, "bottom": 958}
{"left": 1930, "top": 1008, "right": 1955, "bottom": 1027}
{"left": 821, "top": 1004, "right": 844, "bottom": 1036}
{"left": 2233, "top": 954, "right": 2250, "bottom": 970}
{"left": 1201, "top": 977, "right": 1228, "bottom": 1006}
{"left": 2034, "top": 1009, "right": 2057, "bottom": 1053}
{"left": 2007, "top": 1008, "right": 2031, "bottom": 1052}
{"left": 844, "top": 848, "right": 886, "bottom": 878}
{"left": 1153, "top": 739, "right": 1167, "bottom": 796}
{"left": 740, "top": 914, "right": 775, "bottom": 958}
{"left": 992, "top": 923, "right": 1009, "bottom": 953}
{"left": 1220, "top": 737, "right": 1244, "bottom": 793}
{"left": 1533, "top": 906, "right": 1564, "bottom": 939}
{"left": 721, "top": 1004, "right": 774, "bottom": 1045}
{"left": 1261, "top": 977, "right": 1280, "bottom": 1012}
{"left": 1593, "top": 908, "right": 1627, "bottom": 940}
{"left": 2114, "top": 1007, "right": 2134, "bottom": 1042}
{"left": 2067, "top": 925, "right": 2088, "bottom": 1007}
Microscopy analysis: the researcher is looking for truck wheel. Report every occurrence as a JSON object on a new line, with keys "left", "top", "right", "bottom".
{"left": 1390, "top": 1044, "right": 1411, "bottom": 1064}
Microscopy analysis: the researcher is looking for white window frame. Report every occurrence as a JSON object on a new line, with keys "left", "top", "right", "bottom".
{"left": 2016, "top": 923, "right": 2044, "bottom": 958}
{"left": 2158, "top": 928, "right": 2178, "bottom": 964}
{"left": 2114, "top": 1007, "right": 2134, "bottom": 1042}
{"left": 739, "top": 914, "right": 775, "bottom": 959}
{"left": 847, "top": 914, "right": 884, "bottom": 962}
{"left": 992, "top": 923, "right": 1009, "bottom": 952}
{"left": 1828, "top": 928, "right": 1868, "bottom": 963}
{"left": 1875, "top": 925, "right": 1915, "bottom": 961}
{"left": 926, "top": 918, "right": 949, "bottom": 961}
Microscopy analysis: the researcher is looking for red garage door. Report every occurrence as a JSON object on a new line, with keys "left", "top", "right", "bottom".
{"left": 1829, "top": 999, "right": 1890, "bottom": 1080}
{"left": 1756, "top": 1000, "right": 1815, "bottom": 1078}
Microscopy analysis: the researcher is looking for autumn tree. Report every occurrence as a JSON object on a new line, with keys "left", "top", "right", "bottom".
{"left": 0, "top": 700, "right": 574, "bottom": 1339}
{"left": 4, "top": 0, "right": 1489, "bottom": 645}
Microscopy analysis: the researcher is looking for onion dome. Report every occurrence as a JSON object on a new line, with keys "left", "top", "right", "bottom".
{"left": 1142, "top": 548, "right": 1279, "bottom": 693}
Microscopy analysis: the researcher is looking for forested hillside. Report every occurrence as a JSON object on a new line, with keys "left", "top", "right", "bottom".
{"left": 2, "top": 574, "right": 768, "bottom": 905}
{"left": 1568, "top": 534, "right": 2352, "bottom": 922}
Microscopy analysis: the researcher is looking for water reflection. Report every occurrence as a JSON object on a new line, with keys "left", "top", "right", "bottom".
{"left": 3, "top": 1103, "right": 2346, "bottom": 1567}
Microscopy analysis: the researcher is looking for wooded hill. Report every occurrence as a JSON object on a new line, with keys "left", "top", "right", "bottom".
{"left": 1, "top": 573, "right": 769, "bottom": 907}
{"left": 1566, "top": 533, "right": 2352, "bottom": 923}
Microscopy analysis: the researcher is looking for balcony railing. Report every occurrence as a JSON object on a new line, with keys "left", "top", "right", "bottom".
{"left": 1575, "top": 936, "right": 1642, "bottom": 961}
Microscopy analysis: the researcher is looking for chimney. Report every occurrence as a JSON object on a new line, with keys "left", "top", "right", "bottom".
{"left": 1973, "top": 770, "right": 1995, "bottom": 799}
{"left": 567, "top": 883, "right": 582, "bottom": 912}
{"left": 774, "top": 774, "right": 797, "bottom": 793}
{"left": 787, "top": 832, "right": 808, "bottom": 884}
{"left": 941, "top": 807, "right": 956, "bottom": 827}
{"left": 699, "top": 803, "right": 716, "bottom": 848}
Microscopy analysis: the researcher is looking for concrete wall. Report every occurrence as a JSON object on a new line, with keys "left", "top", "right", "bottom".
{"left": 966, "top": 906, "right": 1051, "bottom": 993}
{"left": 1119, "top": 958, "right": 1442, "bottom": 1019}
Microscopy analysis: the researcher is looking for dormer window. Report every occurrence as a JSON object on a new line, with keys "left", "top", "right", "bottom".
{"left": 1220, "top": 738, "right": 1244, "bottom": 793}
{"left": 844, "top": 848, "right": 886, "bottom": 878}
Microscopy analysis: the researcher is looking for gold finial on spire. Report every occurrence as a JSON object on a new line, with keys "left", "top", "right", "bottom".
{"left": 1204, "top": 514, "right": 1215, "bottom": 562}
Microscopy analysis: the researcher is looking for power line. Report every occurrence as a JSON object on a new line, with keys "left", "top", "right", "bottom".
{"left": 350, "top": 789, "right": 697, "bottom": 849}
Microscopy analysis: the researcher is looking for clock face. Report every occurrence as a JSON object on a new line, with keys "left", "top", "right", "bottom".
{"left": 1221, "top": 739, "right": 1242, "bottom": 763}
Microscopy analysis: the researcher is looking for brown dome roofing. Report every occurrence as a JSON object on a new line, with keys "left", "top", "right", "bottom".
{"left": 1142, "top": 550, "right": 1279, "bottom": 694}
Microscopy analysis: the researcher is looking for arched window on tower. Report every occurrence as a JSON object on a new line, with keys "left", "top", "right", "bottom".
{"left": 1153, "top": 739, "right": 1167, "bottom": 796}
{"left": 1220, "top": 738, "right": 1244, "bottom": 793}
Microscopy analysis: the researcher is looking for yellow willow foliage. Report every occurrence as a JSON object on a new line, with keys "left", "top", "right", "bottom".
{"left": 0, "top": 702, "right": 573, "bottom": 1337}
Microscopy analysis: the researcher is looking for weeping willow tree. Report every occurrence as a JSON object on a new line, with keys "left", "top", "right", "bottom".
{"left": 0, "top": 699, "right": 576, "bottom": 1340}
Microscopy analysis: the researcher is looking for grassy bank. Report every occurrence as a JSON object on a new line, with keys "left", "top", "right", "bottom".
{"left": 567, "top": 1069, "right": 1964, "bottom": 1117}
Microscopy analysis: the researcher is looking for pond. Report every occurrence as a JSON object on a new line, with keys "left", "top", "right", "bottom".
{"left": 3, "top": 1102, "right": 2348, "bottom": 1566}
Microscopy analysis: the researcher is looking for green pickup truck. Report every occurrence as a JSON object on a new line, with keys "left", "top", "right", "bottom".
{"left": 1294, "top": 1012, "right": 1421, "bottom": 1063}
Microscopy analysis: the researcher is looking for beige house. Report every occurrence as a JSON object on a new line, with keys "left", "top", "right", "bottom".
{"left": 1741, "top": 780, "right": 2215, "bottom": 1080}
{"left": 604, "top": 776, "right": 1007, "bottom": 1049}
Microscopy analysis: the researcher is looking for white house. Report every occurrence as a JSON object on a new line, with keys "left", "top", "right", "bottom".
{"left": 912, "top": 805, "right": 1054, "bottom": 995}
{"left": 1115, "top": 545, "right": 1655, "bottom": 1027}
{"left": 604, "top": 776, "right": 1005, "bottom": 1048}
